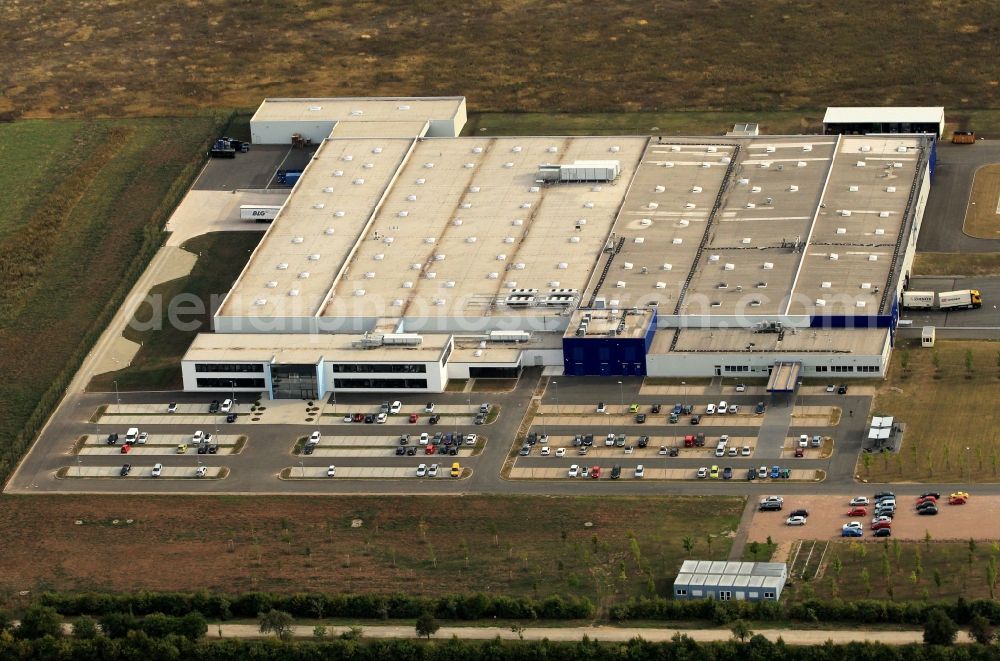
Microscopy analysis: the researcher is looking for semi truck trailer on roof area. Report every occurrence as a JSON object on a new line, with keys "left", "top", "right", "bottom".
{"left": 901, "top": 289, "right": 982, "bottom": 310}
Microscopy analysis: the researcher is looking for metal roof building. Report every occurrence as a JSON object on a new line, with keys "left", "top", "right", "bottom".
{"left": 673, "top": 560, "right": 787, "bottom": 602}
{"left": 823, "top": 107, "right": 945, "bottom": 138}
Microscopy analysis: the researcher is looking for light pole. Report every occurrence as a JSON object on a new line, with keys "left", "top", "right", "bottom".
{"left": 552, "top": 380, "right": 559, "bottom": 422}
{"left": 681, "top": 381, "right": 687, "bottom": 412}
{"left": 966, "top": 447, "right": 971, "bottom": 483}
{"left": 617, "top": 380, "right": 624, "bottom": 417}
{"left": 114, "top": 379, "right": 121, "bottom": 413}
{"left": 300, "top": 460, "right": 305, "bottom": 478}
{"left": 230, "top": 380, "right": 236, "bottom": 408}
{"left": 77, "top": 455, "right": 82, "bottom": 478}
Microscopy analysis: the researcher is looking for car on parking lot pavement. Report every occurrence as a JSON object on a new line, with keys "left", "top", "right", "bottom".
{"left": 427, "top": 464, "right": 438, "bottom": 477}
{"left": 918, "top": 506, "right": 939, "bottom": 515}
{"left": 176, "top": 444, "right": 186, "bottom": 454}
{"left": 635, "top": 413, "right": 646, "bottom": 423}
{"left": 209, "top": 400, "right": 220, "bottom": 413}
{"left": 843, "top": 521, "right": 863, "bottom": 531}
{"left": 690, "top": 414, "right": 701, "bottom": 425}
{"left": 710, "top": 465, "right": 720, "bottom": 479}
{"left": 596, "top": 402, "right": 606, "bottom": 414}
{"left": 758, "top": 466, "right": 768, "bottom": 479}
{"left": 873, "top": 528, "right": 892, "bottom": 537}
{"left": 394, "top": 447, "right": 406, "bottom": 456}
{"left": 874, "top": 491, "right": 895, "bottom": 500}
{"left": 728, "top": 404, "right": 739, "bottom": 414}
{"left": 826, "top": 384, "right": 835, "bottom": 392}
{"left": 842, "top": 527, "right": 863, "bottom": 537}
{"left": 728, "top": 447, "right": 738, "bottom": 457}
{"left": 555, "top": 448, "right": 566, "bottom": 457}
{"left": 426, "top": 445, "right": 437, "bottom": 455}
{"left": 364, "top": 414, "right": 375, "bottom": 424}
{"left": 167, "top": 402, "right": 177, "bottom": 413}
{"left": 747, "top": 468, "right": 757, "bottom": 480}
{"left": 577, "top": 446, "right": 589, "bottom": 456}
{"left": 736, "top": 383, "right": 746, "bottom": 392}
{"left": 755, "top": 402, "right": 766, "bottom": 415}
{"left": 838, "top": 384, "right": 849, "bottom": 394}
{"left": 951, "top": 491, "right": 971, "bottom": 500}
{"left": 376, "top": 412, "right": 387, "bottom": 424}
{"left": 221, "top": 398, "right": 233, "bottom": 413}
{"left": 651, "top": 404, "right": 662, "bottom": 414}
{"left": 873, "top": 508, "right": 895, "bottom": 519}
{"left": 407, "top": 413, "right": 417, "bottom": 424}
{"left": 798, "top": 435, "right": 808, "bottom": 448}
{"left": 450, "top": 462, "right": 461, "bottom": 478}
{"left": 416, "top": 464, "right": 427, "bottom": 477}
{"left": 949, "top": 496, "right": 968, "bottom": 505}
{"left": 916, "top": 496, "right": 937, "bottom": 506}
{"left": 591, "top": 466, "right": 601, "bottom": 479}
{"left": 697, "top": 467, "right": 708, "bottom": 479}
{"left": 615, "top": 435, "right": 626, "bottom": 448}
{"left": 518, "top": 445, "right": 530, "bottom": 456}
{"left": 758, "top": 499, "right": 783, "bottom": 512}
{"left": 541, "top": 447, "right": 551, "bottom": 456}
{"left": 790, "top": 509, "right": 809, "bottom": 518}
{"left": 474, "top": 413, "right": 486, "bottom": 425}
{"left": 120, "top": 464, "right": 131, "bottom": 476}
{"left": 917, "top": 500, "right": 938, "bottom": 511}
{"left": 226, "top": 413, "right": 237, "bottom": 423}
{"left": 429, "top": 414, "right": 441, "bottom": 424}
{"left": 151, "top": 463, "right": 162, "bottom": 477}
{"left": 208, "top": 444, "right": 218, "bottom": 454}
{"left": 705, "top": 404, "right": 716, "bottom": 415}
{"left": 352, "top": 413, "right": 364, "bottom": 422}
{"left": 794, "top": 448, "right": 804, "bottom": 457}
{"left": 847, "top": 507, "right": 867, "bottom": 516}
{"left": 406, "top": 447, "right": 416, "bottom": 455}
{"left": 465, "top": 433, "right": 478, "bottom": 445}
{"left": 628, "top": 403, "right": 639, "bottom": 413}
{"left": 624, "top": 446, "right": 634, "bottom": 455}
{"left": 811, "top": 435, "right": 822, "bottom": 447}
{"left": 921, "top": 491, "right": 942, "bottom": 500}
{"left": 342, "top": 413, "right": 352, "bottom": 422}
{"left": 850, "top": 496, "right": 870, "bottom": 506}
{"left": 106, "top": 432, "right": 119, "bottom": 446}
{"left": 718, "top": 401, "right": 728, "bottom": 414}
{"left": 786, "top": 515, "right": 807, "bottom": 526}
{"left": 722, "top": 466, "right": 733, "bottom": 480}
{"left": 739, "top": 444, "right": 749, "bottom": 457}
{"left": 120, "top": 444, "right": 131, "bottom": 454}
{"left": 658, "top": 446, "right": 668, "bottom": 456}
{"left": 637, "top": 436, "right": 649, "bottom": 448}
{"left": 871, "top": 520, "right": 892, "bottom": 531}
{"left": 567, "top": 464, "right": 580, "bottom": 477}
{"left": 769, "top": 465, "right": 781, "bottom": 479}
{"left": 196, "top": 466, "right": 207, "bottom": 478}
{"left": 669, "top": 412, "right": 679, "bottom": 423}
{"left": 424, "top": 402, "right": 435, "bottom": 413}
{"left": 611, "top": 465, "right": 621, "bottom": 479}
{"left": 389, "top": 400, "right": 402, "bottom": 414}
{"left": 872, "top": 515, "right": 892, "bottom": 524}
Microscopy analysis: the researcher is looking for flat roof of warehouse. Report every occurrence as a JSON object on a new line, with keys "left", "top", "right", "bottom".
{"left": 654, "top": 326, "right": 888, "bottom": 355}
{"left": 322, "top": 136, "right": 647, "bottom": 319}
{"left": 823, "top": 107, "right": 944, "bottom": 125}
{"left": 184, "top": 332, "right": 450, "bottom": 364}
{"left": 250, "top": 97, "right": 466, "bottom": 124}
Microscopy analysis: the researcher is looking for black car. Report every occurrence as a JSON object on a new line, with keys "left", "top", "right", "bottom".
{"left": 474, "top": 414, "right": 486, "bottom": 425}
{"left": 668, "top": 447, "right": 679, "bottom": 457}
{"left": 120, "top": 464, "right": 131, "bottom": 476}
{"left": 873, "top": 528, "right": 892, "bottom": 537}
{"left": 198, "top": 443, "right": 208, "bottom": 454}
{"left": 226, "top": 413, "right": 237, "bottom": 423}
{"left": 918, "top": 506, "right": 939, "bottom": 516}
{"left": 637, "top": 436, "right": 649, "bottom": 448}
{"left": 448, "top": 448, "right": 457, "bottom": 456}
{"left": 429, "top": 414, "right": 440, "bottom": 425}
{"left": 758, "top": 501, "right": 783, "bottom": 511}
{"left": 527, "top": 432, "right": 538, "bottom": 445}
{"left": 209, "top": 400, "right": 220, "bottom": 413}
{"left": 681, "top": 404, "right": 693, "bottom": 415}
{"left": 790, "top": 509, "right": 809, "bottom": 518}
{"left": 916, "top": 500, "right": 937, "bottom": 511}
{"left": 694, "top": 433, "right": 705, "bottom": 447}
{"left": 690, "top": 415, "right": 701, "bottom": 425}
{"left": 572, "top": 436, "right": 583, "bottom": 447}
{"left": 747, "top": 468, "right": 757, "bottom": 480}
{"left": 406, "top": 447, "right": 417, "bottom": 455}
{"left": 611, "top": 465, "right": 622, "bottom": 479}
{"left": 722, "top": 467, "right": 733, "bottom": 480}
{"left": 395, "top": 446, "right": 406, "bottom": 455}
{"left": 106, "top": 433, "right": 119, "bottom": 445}
{"left": 651, "top": 404, "right": 661, "bottom": 414}
{"left": 874, "top": 491, "right": 895, "bottom": 500}
{"left": 635, "top": 413, "right": 646, "bottom": 424}
{"left": 921, "top": 492, "right": 942, "bottom": 500}
{"left": 583, "top": 434, "right": 594, "bottom": 446}
{"left": 837, "top": 384, "right": 848, "bottom": 394}
{"left": 208, "top": 444, "right": 218, "bottom": 454}
{"left": 302, "top": 444, "right": 314, "bottom": 455}
{"left": 754, "top": 402, "right": 766, "bottom": 415}
{"left": 364, "top": 414, "right": 375, "bottom": 424}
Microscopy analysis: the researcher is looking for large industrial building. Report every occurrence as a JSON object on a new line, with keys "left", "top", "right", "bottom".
{"left": 182, "top": 96, "right": 935, "bottom": 397}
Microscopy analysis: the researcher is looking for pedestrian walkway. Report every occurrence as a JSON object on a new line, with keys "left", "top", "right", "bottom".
{"left": 727, "top": 497, "right": 760, "bottom": 560}
{"left": 755, "top": 395, "right": 795, "bottom": 459}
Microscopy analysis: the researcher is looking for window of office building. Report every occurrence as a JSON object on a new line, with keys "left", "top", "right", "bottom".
{"left": 272, "top": 364, "right": 318, "bottom": 399}
{"left": 333, "top": 378, "right": 428, "bottom": 389}
{"left": 329, "top": 363, "right": 427, "bottom": 374}
{"left": 194, "top": 363, "right": 264, "bottom": 373}
{"left": 196, "top": 377, "right": 265, "bottom": 388}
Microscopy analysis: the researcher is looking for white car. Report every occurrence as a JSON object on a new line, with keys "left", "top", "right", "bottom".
{"left": 718, "top": 401, "right": 728, "bottom": 415}
{"left": 424, "top": 402, "right": 435, "bottom": 413}
{"left": 843, "top": 522, "right": 863, "bottom": 531}
{"left": 191, "top": 430, "right": 205, "bottom": 445}
{"left": 125, "top": 427, "right": 139, "bottom": 444}
{"left": 798, "top": 434, "right": 809, "bottom": 448}
{"left": 343, "top": 413, "right": 352, "bottom": 422}
{"left": 697, "top": 467, "right": 708, "bottom": 479}
{"left": 760, "top": 495, "right": 784, "bottom": 505}
{"left": 555, "top": 448, "right": 566, "bottom": 457}
{"left": 728, "top": 447, "right": 738, "bottom": 457}
{"left": 735, "top": 383, "right": 746, "bottom": 392}
{"left": 872, "top": 515, "right": 892, "bottom": 525}
{"left": 658, "top": 446, "right": 668, "bottom": 455}
{"left": 327, "top": 465, "right": 336, "bottom": 477}
{"left": 596, "top": 402, "right": 607, "bottom": 414}
{"left": 376, "top": 412, "right": 387, "bottom": 424}
{"left": 786, "top": 515, "right": 807, "bottom": 526}
{"left": 728, "top": 404, "right": 739, "bottom": 414}
{"left": 605, "top": 434, "right": 615, "bottom": 447}
{"left": 634, "top": 464, "right": 645, "bottom": 479}
{"left": 741, "top": 445, "right": 751, "bottom": 456}
{"left": 826, "top": 384, "right": 836, "bottom": 392}
{"left": 539, "top": 434, "right": 549, "bottom": 444}
{"left": 540, "top": 447, "right": 551, "bottom": 456}
{"left": 390, "top": 400, "right": 402, "bottom": 414}
{"left": 309, "top": 431, "right": 321, "bottom": 444}
{"left": 221, "top": 398, "right": 233, "bottom": 413}
{"left": 167, "top": 402, "right": 177, "bottom": 413}
{"left": 428, "top": 463, "right": 439, "bottom": 477}
{"left": 195, "top": 466, "right": 207, "bottom": 478}
{"left": 705, "top": 404, "right": 716, "bottom": 415}
{"left": 419, "top": 432, "right": 429, "bottom": 445}
{"left": 568, "top": 464, "right": 580, "bottom": 477}
{"left": 137, "top": 432, "right": 149, "bottom": 445}
{"left": 624, "top": 446, "right": 634, "bottom": 455}
{"left": 850, "top": 496, "right": 870, "bottom": 506}
{"left": 416, "top": 464, "right": 427, "bottom": 477}
{"left": 151, "top": 463, "right": 163, "bottom": 478}
{"left": 465, "top": 433, "right": 478, "bottom": 445}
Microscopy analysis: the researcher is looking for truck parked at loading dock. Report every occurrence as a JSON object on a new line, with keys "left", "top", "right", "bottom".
{"left": 901, "top": 289, "right": 982, "bottom": 310}
{"left": 239, "top": 205, "right": 283, "bottom": 222}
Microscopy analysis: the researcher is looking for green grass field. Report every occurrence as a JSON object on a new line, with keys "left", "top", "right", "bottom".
{"left": 913, "top": 253, "right": 1000, "bottom": 276}
{"left": 0, "top": 117, "right": 222, "bottom": 482}
{"left": 864, "top": 340, "right": 1000, "bottom": 482}
{"left": 464, "top": 111, "right": 817, "bottom": 137}
{"left": 88, "top": 231, "right": 264, "bottom": 392}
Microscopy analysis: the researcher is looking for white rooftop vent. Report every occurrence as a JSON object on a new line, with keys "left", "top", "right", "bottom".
{"left": 461, "top": 202, "right": 472, "bottom": 209}
{"left": 411, "top": 263, "right": 421, "bottom": 270}
{"left": 416, "top": 178, "right": 426, "bottom": 184}
{"left": 547, "top": 146, "right": 558, "bottom": 153}
{"left": 616, "top": 281, "right": 626, "bottom": 288}
{"left": 836, "top": 227, "right": 847, "bottom": 235}
{"left": 830, "top": 253, "right": 839, "bottom": 261}
{"left": 692, "top": 186, "right": 702, "bottom": 193}
{"left": 504, "top": 236, "right": 515, "bottom": 244}
{"left": 856, "top": 161, "right": 866, "bottom": 167}
{"left": 797, "top": 161, "right": 807, "bottom": 167}
{"left": 857, "top": 300, "right": 867, "bottom": 308}
{"left": 879, "top": 211, "right": 890, "bottom": 218}
{"left": 504, "top": 162, "right": 514, "bottom": 168}
{"left": 678, "top": 220, "right": 689, "bottom": 227}
{"left": 466, "top": 236, "right": 477, "bottom": 243}
{"left": 584, "top": 202, "right": 594, "bottom": 209}
{"left": 610, "top": 145, "right": 620, "bottom": 152}
{"left": 397, "top": 104, "right": 410, "bottom": 110}
{"left": 407, "top": 194, "right": 417, "bottom": 201}
{"left": 868, "top": 254, "right": 878, "bottom": 261}
{"left": 292, "top": 236, "right": 304, "bottom": 244}
{"left": 521, "top": 202, "right": 532, "bottom": 209}
{"left": 709, "top": 254, "right": 720, "bottom": 262}
{"left": 266, "top": 281, "right": 277, "bottom": 288}
{"left": 298, "top": 271, "right": 310, "bottom": 279}
{"left": 473, "top": 350, "right": 483, "bottom": 357}
{"left": 742, "top": 237, "right": 751, "bottom": 244}
{"left": 353, "top": 178, "right": 365, "bottom": 185}
{"left": 655, "top": 185, "right": 666, "bottom": 193}
{"left": 383, "top": 236, "right": 394, "bottom": 245}
{"left": 655, "top": 282, "right": 666, "bottom": 289}
{"left": 512, "top": 219, "right": 524, "bottom": 226}
{"left": 663, "top": 162, "right": 674, "bottom": 168}
{"left": 648, "top": 202, "right": 659, "bottom": 209}
{"left": 569, "top": 236, "right": 581, "bottom": 243}
{"left": 724, "top": 263, "right": 735, "bottom": 271}
{"left": 472, "top": 146, "right": 483, "bottom": 154}
{"left": 514, "top": 262, "right": 526, "bottom": 270}
{"left": 623, "top": 262, "right": 633, "bottom": 270}
{"left": 364, "top": 272, "right": 375, "bottom": 279}
{"left": 373, "top": 254, "right": 384, "bottom": 261}
{"left": 549, "top": 280, "right": 561, "bottom": 287}
{"left": 255, "top": 298, "right": 267, "bottom": 306}
{"left": 685, "top": 203, "right": 696, "bottom": 209}
{"left": 802, "top": 144, "right": 813, "bottom": 152}
{"left": 308, "top": 105, "right": 322, "bottom": 111}
{"left": 894, "top": 161, "right": 904, "bottom": 168}
{"left": 788, "top": 185, "right": 799, "bottom": 192}
{"left": 496, "top": 254, "right": 506, "bottom": 261}
{"left": 738, "top": 178, "right": 749, "bottom": 185}
{"left": 763, "top": 262, "right": 774, "bottom": 270}
{"left": 392, "top": 299, "right": 403, "bottom": 306}
{"left": 860, "top": 144, "right": 871, "bottom": 152}
{"left": 886, "top": 186, "right": 896, "bottom": 193}
{"left": 426, "top": 272, "right": 437, "bottom": 279}
{"left": 342, "top": 155, "right": 354, "bottom": 161}
{"left": 512, "top": 146, "right": 522, "bottom": 153}
{"left": 334, "top": 210, "right": 345, "bottom": 217}
{"left": 592, "top": 185, "right": 603, "bottom": 192}
{"left": 670, "top": 145, "right": 681, "bottom": 152}
{"left": 746, "top": 202, "right": 756, "bottom": 209}
{"left": 821, "top": 281, "right": 832, "bottom": 289}
{"left": 435, "top": 298, "right": 446, "bottom": 306}
{"left": 707, "top": 146, "right": 718, "bottom": 153}
{"left": 488, "top": 272, "right": 499, "bottom": 279}
{"left": 309, "top": 254, "right": 320, "bottom": 261}
{"left": 815, "top": 299, "right": 826, "bottom": 307}
{"left": 350, "top": 109, "right": 363, "bottom": 116}
{"left": 759, "top": 161, "right": 770, "bottom": 168}
{"left": 849, "top": 185, "right": 859, "bottom": 192}
{"left": 363, "top": 163, "right": 373, "bottom": 169}
{"left": 403, "top": 281, "right": 413, "bottom": 288}
{"left": 398, "top": 210, "right": 409, "bottom": 217}
{"left": 634, "top": 237, "right": 645, "bottom": 244}
{"left": 444, "top": 281, "right": 455, "bottom": 288}
{"left": 505, "top": 281, "right": 517, "bottom": 288}
{"left": 765, "top": 145, "right": 776, "bottom": 153}
{"left": 557, "top": 262, "right": 569, "bottom": 270}
{"left": 720, "top": 156, "right": 731, "bottom": 164}
{"left": 424, "top": 237, "right": 436, "bottom": 244}
{"left": 875, "top": 228, "right": 885, "bottom": 235}
{"left": 288, "top": 289, "right": 299, "bottom": 297}
{"left": 323, "top": 186, "right": 334, "bottom": 193}
{"left": 672, "top": 238, "right": 683, "bottom": 245}
{"left": 751, "top": 186, "right": 762, "bottom": 193}
{"left": 661, "top": 263, "right": 673, "bottom": 271}
{"left": 897, "top": 145, "right": 908, "bottom": 153}
{"left": 529, "top": 186, "right": 540, "bottom": 193}
{"left": 354, "top": 289, "right": 366, "bottom": 296}
{"left": 701, "top": 162, "right": 711, "bottom": 168}
{"left": 372, "top": 147, "right": 383, "bottom": 154}
{"left": 277, "top": 262, "right": 288, "bottom": 270}
{"left": 424, "top": 162, "right": 435, "bottom": 168}
{"left": 861, "top": 282, "right": 872, "bottom": 289}
{"left": 434, "top": 253, "right": 446, "bottom": 261}
{"left": 639, "top": 218, "right": 652, "bottom": 226}
{"left": 465, "top": 163, "right": 475, "bottom": 169}
{"left": 841, "top": 210, "right": 852, "bottom": 217}
{"left": 469, "top": 186, "right": 480, "bottom": 193}
{"left": 333, "top": 170, "right": 343, "bottom": 177}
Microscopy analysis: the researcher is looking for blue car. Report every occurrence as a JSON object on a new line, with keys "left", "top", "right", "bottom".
{"left": 842, "top": 527, "right": 863, "bottom": 537}
{"left": 672, "top": 404, "right": 684, "bottom": 415}
{"left": 770, "top": 465, "right": 781, "bottom": 479}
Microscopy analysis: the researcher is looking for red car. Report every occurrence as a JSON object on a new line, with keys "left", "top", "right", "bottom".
{"left": 120, "top": 444, "right": 131, "bottom": 454}
{"left": 916, "top": 497, "right": 937, "bottom": 507}
{"left": 352, "top": 413, "right": 364, "bottom": 422}
{"left": 949, "top": 496, "right": 967, "bottom": 505}
{"left": 409, "top": 413, "right": 418, "bottom": 423}
{"left": 847, "top": 507, "right": 867, "bottom": 517}
{"left": 590, "top": 466, "right": 601, "bottom": 479}
{"left": 794, "top": 447, "right": 804, "bottom": 457}
{"left": 871, "top": 520, "right": 892, "bottom": 531}
{"left": 425, "top": 445, "right": 436, "bottom": 455}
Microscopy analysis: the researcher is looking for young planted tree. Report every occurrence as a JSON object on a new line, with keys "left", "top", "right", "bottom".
{"left": 730, "top": 619, "right": 753, "bottom": 643}
{"left": 415, "top": 612, "right": 440, "bottom": 639}
{"left": 682, "top": 536, "right": 695, "bottom": 557}
{"left": 258, "top": 609, "right": 294, "bottom": 641}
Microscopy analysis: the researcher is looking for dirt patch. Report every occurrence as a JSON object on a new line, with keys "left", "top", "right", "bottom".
{"left": 963, "top": 163, "right": 1000, "bottom": 238}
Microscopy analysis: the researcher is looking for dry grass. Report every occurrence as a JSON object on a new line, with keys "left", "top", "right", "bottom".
{"left": 963, "top": 164, "right": 1000, "bottom": 239}
{"left": 6, "top": 2, "right": 1000, "bottom": 119}
{"left": 913, "top": 252, "right": 1000, "bottom": 276}
{"left": 863, "top": 340, "right": 1000, "bottom": 482}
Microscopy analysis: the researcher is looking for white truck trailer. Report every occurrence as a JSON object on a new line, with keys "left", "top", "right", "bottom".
{"left": 901, "top": 289, "right": 982, "bottom": 310}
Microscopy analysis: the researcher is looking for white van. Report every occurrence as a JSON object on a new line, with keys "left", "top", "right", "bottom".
{"left": 715, "top": 440, "right": 728, "bottom": 457}
{"left": 706, "top": 404, "right": 716, "bottom": 415}
{"left": 718, "top": 401, "right": 728, "bottom": 415}
{"left": 125, "top": 427, "right": 139, "bottom": 444}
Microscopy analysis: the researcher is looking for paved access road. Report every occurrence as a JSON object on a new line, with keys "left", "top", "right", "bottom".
{"left": 918, "top": 141, "right": 1000, "bottom": 253}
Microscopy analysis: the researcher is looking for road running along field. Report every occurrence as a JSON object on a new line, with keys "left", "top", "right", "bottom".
{"left": 0, "top": 494, "right": 742, "bottom": 608}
